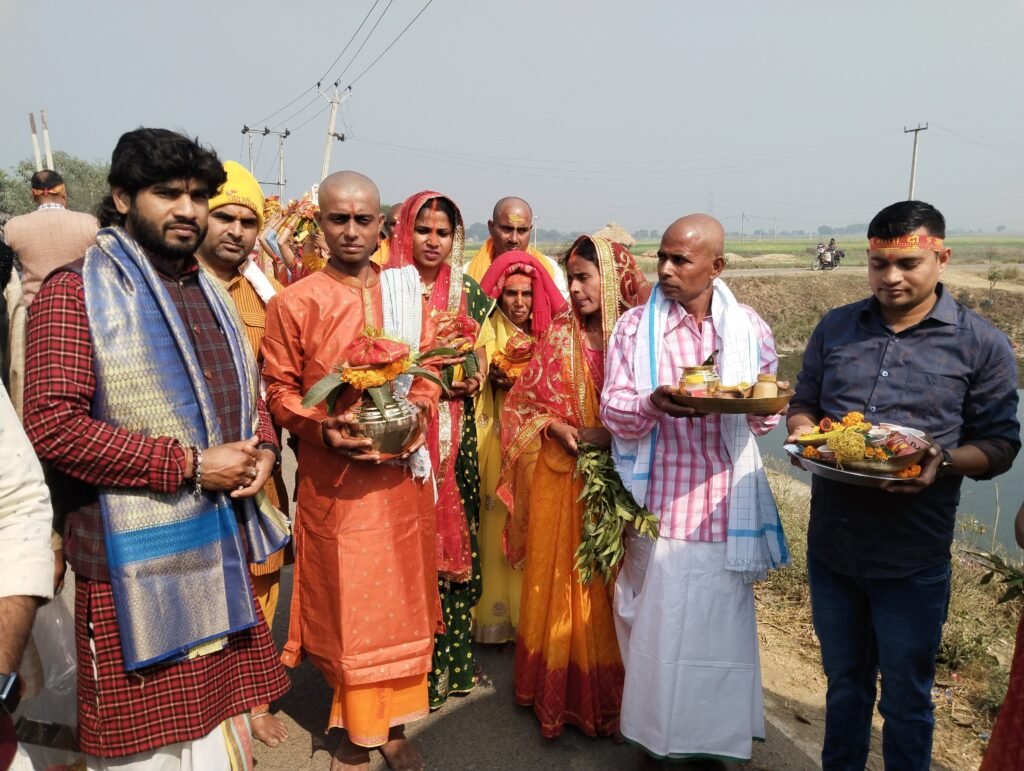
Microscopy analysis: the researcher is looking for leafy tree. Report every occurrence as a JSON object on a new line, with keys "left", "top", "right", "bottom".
{"left": 1, "top": 151, "right": 110, "bottom": 225}
{"left": 817, "top": 225, "right": 834, "bottom": 236}
{"left": 997, "top": 225, "right": 1007, "bottom": 233}
{"left": 466, "top": 222, "right": 489, "bottom": 242}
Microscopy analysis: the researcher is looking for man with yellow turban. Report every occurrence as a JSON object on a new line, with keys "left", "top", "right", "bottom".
{"left": 465, "top": 197, "right": 567, "bottom": 298}
{"left": 196, "top": 160, "right": 291, "bottom": 748}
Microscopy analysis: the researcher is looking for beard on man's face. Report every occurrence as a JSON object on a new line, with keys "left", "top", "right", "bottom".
{"left": 127, "top": 206, "right": 205, "bottom": 262}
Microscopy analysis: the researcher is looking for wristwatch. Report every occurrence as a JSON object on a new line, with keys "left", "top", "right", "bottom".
{"left": 938, "top": 449, "right": 955, "bottom": 477}
{"left": 0, "top": 672, "right": 21, "bottom": 714}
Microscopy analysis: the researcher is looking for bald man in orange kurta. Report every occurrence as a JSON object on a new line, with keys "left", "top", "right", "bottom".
{"left": 261, "top": 171, "right": 440, "bottom": 768}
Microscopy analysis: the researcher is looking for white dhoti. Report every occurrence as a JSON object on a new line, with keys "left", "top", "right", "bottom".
{"left": 615, "top": 533, "right": 764, "bottom": 760}
{"left": 85, "top": 717, "right": 246, "bottom": 771}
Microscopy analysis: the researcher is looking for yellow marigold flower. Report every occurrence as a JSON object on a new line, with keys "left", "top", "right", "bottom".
{"left": 338, "top": 357, "right": 411, "bottom": 390}
{"left": 340, "top": 367, "right": 390, "bottom": 390}
{"left": 492, "top": 350, "right": 530, "bottom": 382}
{"left": 895, "top": 463, "right": 922, "bottom": 479}
{"left": 842, "top": 411, "right": 866, "bottom": 427}
{"left": 802, "top": 445, "right": 822, "bottom": 460}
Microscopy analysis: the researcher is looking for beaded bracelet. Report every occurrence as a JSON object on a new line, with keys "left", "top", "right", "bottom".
{"left": 192, "top": 446, "right": 204, "bottom": 497}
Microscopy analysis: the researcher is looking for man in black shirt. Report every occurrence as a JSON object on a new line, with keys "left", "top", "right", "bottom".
{"left": 787, "top": 200, "right": 1020, "bottom": 770}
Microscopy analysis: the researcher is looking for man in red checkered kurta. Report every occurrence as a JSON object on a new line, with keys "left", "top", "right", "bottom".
{"left": 23, "top": 129, "right": 289, "bottom": 769}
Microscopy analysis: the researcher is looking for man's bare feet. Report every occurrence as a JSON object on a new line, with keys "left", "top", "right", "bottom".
{"left": 379, "top": 725, "right": 425, "bottom": 771}
{"left": 331, "top": 733, "right": 371, "bottom": 771}
{"left": 251, "top": 707, "right": 289, "bottom": 747}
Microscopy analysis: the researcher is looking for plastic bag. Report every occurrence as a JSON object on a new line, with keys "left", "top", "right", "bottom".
{"left": 16, "top": 594, "right": 77, "bottom": 730}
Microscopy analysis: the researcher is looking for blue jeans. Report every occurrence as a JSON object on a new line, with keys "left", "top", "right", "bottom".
{"left": 808, "top": 555, "right": 951, "bottom": 771}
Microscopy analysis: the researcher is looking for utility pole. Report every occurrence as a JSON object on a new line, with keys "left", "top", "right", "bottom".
{"left": 772, "top": 217, "right": 777, "bottom": 244}
{"left": 241, "top": 126, "right": 258, "bottom": 172}
{"left": 242, "top": 126, "right": 290, "bottom": 197}
{"left": 319, "top": 84, "right": 353, "bottom": 182}
{"left": 275, "top": 130, "right": 289, "bottom": 198}
{"left": 904, "top": 124, "right": 928, "bottom": 200}
{"left": 40, "top": 110, "right": 54, "bottom": 170}
{"left": 28, "top": 113, "right": 43, "bottom": 171}
{"left": 740, "top": 212, "right": 745, "bottom": 244}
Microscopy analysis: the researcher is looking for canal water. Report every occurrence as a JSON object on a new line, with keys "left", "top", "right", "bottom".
{"left": 755, "top": 353, "right": 1024, "bottom": 553}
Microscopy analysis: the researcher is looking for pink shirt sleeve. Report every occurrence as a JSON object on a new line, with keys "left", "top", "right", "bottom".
{"left": 600, "top": 308, "right": 661, "bottom": 440}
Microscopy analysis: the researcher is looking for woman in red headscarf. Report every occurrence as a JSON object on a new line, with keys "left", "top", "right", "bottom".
{"left": 473, "top": 251, "right": 567, "bottom": 645}
{"left": 498, "top": 235, "right": 650, "bottom": 739}
{"left": 389, "top": 190, "right": 495, "bottom": 709}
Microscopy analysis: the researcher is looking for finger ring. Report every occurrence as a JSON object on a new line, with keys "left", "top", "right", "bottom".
{"left": 249, "top": 467, "right": 258, "bottom": 478}
{"left": 237, "top": 483, "right": 245, "bottom": 490}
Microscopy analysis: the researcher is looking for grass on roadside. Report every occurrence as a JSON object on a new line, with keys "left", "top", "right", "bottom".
{"left": 757, "top": 465, "right": 1021, "bottom": 769}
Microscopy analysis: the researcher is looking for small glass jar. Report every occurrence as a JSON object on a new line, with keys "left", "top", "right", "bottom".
{"left": 752, "top": 373, "right": 778, "bottom": 399}
{"left": 682, "top": 373, "right": 708, "bottom": 397}
{"left": 681, "top": 365, "right": 719, "bottom": 395}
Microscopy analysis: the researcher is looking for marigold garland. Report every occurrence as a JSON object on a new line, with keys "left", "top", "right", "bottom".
{"left": 338, "top": 357, "right": 412, "bottom": 390}
{"left": 802, "top": 445, "right": 822, "bottom": 459}
{"left": 491, "top": 350, "right": 530, "bottom": 381}
{"left": 895, "top": 463, "right": 922, "bottom": 479}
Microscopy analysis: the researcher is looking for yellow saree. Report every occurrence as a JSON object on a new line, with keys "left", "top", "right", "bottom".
{"left": 473, "top": 310, "right": 527, "bottom": 643}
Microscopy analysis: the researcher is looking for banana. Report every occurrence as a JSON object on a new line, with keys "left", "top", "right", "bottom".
{"left": 795, "top": 429, "right": 848, "bottom": 446}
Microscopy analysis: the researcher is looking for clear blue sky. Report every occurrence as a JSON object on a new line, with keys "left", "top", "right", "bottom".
{"left": 2, "top": 0, "right": 1022, "bottom": 233}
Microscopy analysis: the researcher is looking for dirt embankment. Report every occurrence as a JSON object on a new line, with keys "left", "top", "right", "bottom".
{"left": 760, "top": 468, "right": 1019, "bottom": 771}
{"left": 726, "top": 270, "right": 1024, "bottom": 356}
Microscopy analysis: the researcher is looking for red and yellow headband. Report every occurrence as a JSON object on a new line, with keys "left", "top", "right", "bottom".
{"left": 31, "top": 184, "right": 65, "bottom": 197}
{"left": 868, "top": 234, "right": 944, "bottom": 253}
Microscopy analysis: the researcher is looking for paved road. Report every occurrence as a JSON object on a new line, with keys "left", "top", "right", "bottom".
{"left": 254, "top": 450, "right": 819, "bottom": 771}
{"left": 253, "top": 568, "right": 818, "bottom": 771}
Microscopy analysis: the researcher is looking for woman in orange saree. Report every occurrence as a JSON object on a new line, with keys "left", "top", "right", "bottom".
{"left": 498, "top": 235, "right": 650, "bottom": 738}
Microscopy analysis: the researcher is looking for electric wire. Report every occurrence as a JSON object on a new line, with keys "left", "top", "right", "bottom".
{"left": 332, "top": 0, "right": 397, "bottom": 85}
{"left": 348, "top": 0, "right": 436, "bottom": 86}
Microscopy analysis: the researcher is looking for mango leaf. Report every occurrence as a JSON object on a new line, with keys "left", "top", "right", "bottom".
{"left": 366, "top": 385, "right": 392, "bottom": 422}
{"left": 325, "top": 386, "right": 343, "bottom": 416}
{"left": 418, "top": 346, "right": 460, "bottom": 360}
{"left": 407, "top": 365, "right": 448, "bottom": 391}
{"left": 463, "top": 351, "right": 479, "bottom": 379}
{"left": 302, "top": 373, "right": 344, "bottom": 408}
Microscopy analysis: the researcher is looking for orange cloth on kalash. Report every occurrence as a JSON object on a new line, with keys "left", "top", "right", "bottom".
{"left": 261, "top": 263, "right": 442, "bottom": 746}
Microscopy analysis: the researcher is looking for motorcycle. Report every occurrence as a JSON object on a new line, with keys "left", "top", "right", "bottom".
{"left": 813, "top": 244, "right": 843, "bottom": 271}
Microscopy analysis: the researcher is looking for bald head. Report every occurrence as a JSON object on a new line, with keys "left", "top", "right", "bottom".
{"left": 657, "top": 213, "right": 725, "bottom": 313}
{"left": 315, "top": 171, "right": 383, "bottom": 269}
{"left": 492, "top": 196, "right": 533, "bottom": 221}
{"left": 662, "top": 214, "right": 725, "bottom": 258}
{"left": 318, "top": 170, "right": 380, "bottom": 210}
{"left": 489, "top": 196, "right": 534, "bottom": 257}
{"left": 384, "top": 202, "right": 403, "bottom": 239}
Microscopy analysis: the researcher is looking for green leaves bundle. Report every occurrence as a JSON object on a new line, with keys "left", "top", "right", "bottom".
{"left": 963, "top": 548, "right": 1024, "bottom": 604}
{"left": 573, "top": 443, "right": 659, "bottom": 584}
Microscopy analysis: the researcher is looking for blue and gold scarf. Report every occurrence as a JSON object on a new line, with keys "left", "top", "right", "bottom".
{"left": 83, "top": 227, "right": 288, "bottom": 670}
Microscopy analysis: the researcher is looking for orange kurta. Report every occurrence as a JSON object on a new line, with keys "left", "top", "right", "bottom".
{"left": 261, "top": 265, "right": 441, "bottom": 745}
{"left": 221, "top": 270, "right": 290, "bottom": 593}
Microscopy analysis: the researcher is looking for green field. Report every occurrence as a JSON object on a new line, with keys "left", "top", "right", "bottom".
{"left": 466, "top": 236, "right": 1024, "bottom": 271}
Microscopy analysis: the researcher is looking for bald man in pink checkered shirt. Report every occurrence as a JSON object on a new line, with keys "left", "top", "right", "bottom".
{"left": 601, "top": 214, "right": 783, "bottom": 766}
